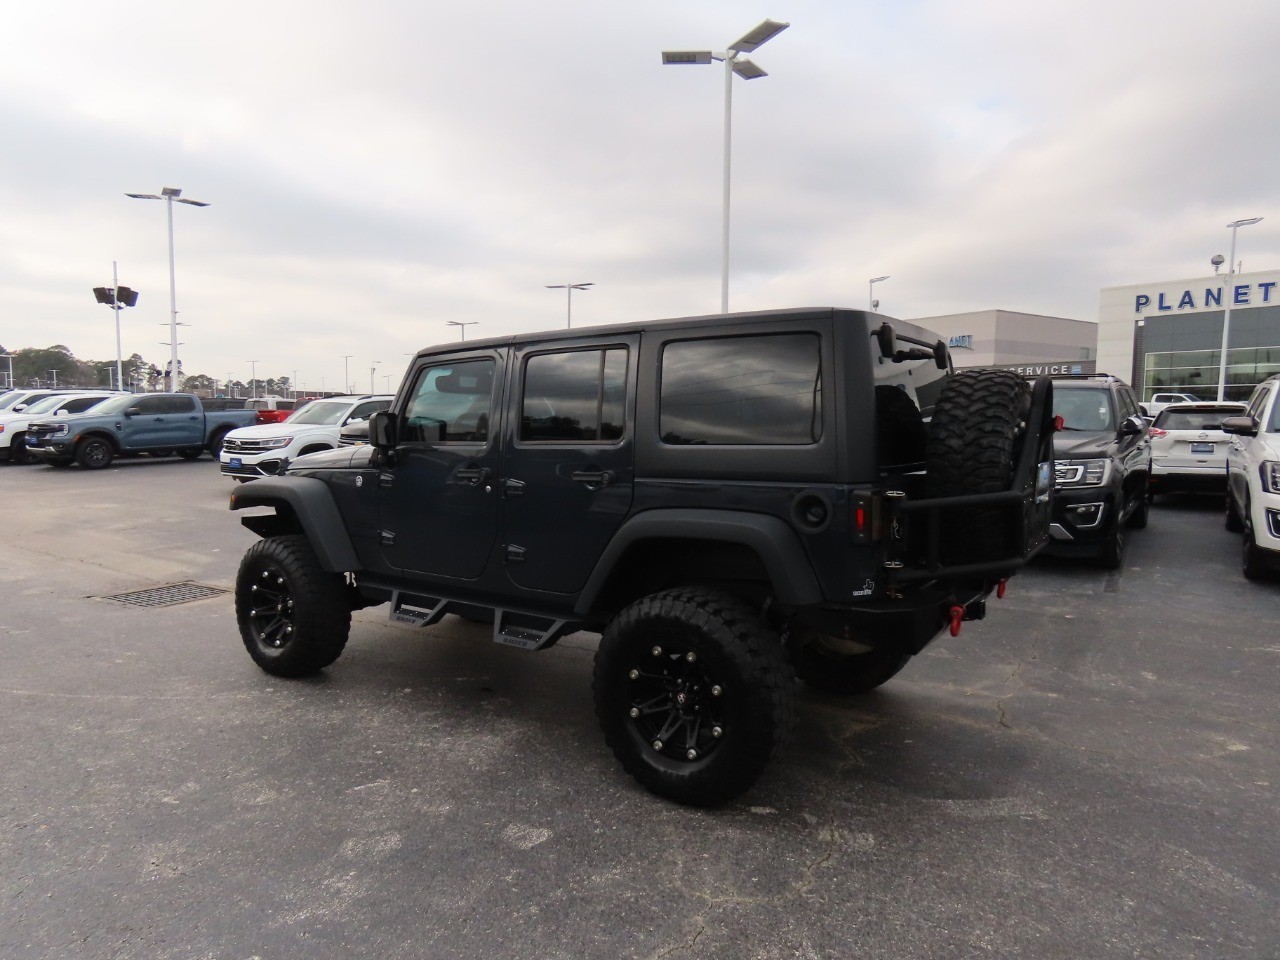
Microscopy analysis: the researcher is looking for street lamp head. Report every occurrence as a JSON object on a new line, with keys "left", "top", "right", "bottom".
{"left": 732, "top": 59, "right": 767, "bottom": 80}
{"left": 161, "top": 187, "right": 182, "bottom": 197}
{"left": 728, "top": 19, "right": 789, "bottom": 54}
{"left": 1227, "top": 217, "right": 1264, "bottom": 228}
{"left": 662, "top": 50, "right": 714, "bottom": 65}
{"left": 870, "top": 275, "right": 891, "bottom": 284}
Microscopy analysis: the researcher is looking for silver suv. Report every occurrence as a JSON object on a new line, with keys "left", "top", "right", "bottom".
{"left": 219, "top": 395, "right": 392, "bottom": 480}
{"left": 1224, "top": 375, "right": 1280, "bottom": 579}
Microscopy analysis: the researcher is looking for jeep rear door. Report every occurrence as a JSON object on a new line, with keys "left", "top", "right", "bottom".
{"left": 378, "top": 353, "right": 504, "bottom": 580}
{"left": 499, "top": 339, "right": 636, "bottom": 594}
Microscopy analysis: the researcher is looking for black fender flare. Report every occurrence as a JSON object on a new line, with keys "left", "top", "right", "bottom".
{"left": 229, "top": 476, "right": 360, "bottom": 572}
{"left": 574, "top": 508, "right": 824, "bottom": 616}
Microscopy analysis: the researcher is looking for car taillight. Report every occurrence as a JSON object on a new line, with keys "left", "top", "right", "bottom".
{"left": 1148, "top": 427, "right": 1167, "bottom": 438}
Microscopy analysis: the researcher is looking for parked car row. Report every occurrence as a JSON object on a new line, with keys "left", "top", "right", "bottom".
{"left": 218, "top": 394, "right": 393, "bottom": 480}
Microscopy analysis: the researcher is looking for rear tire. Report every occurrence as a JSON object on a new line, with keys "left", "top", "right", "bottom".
{"left": 593, "top": 587, "right": 795, "bottom": 807}
{"left": 925, "top": 370, "right": 1032, "bottom": 563}
{"left": 210, "top": 430, "right": 230, "bottom": 459}
{"left": 235, "top": 535, "right": 351, "bottom": 676}
{"left": 178, "top": 448, "right": 203, "bottom": 461}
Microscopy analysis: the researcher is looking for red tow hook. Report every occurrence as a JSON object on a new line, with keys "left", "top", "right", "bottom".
{"left": 997, "top": 578, "right": 1008, "bottom": 599}
{"left": 948, "top": 605, "right": 965, "bottom": 637}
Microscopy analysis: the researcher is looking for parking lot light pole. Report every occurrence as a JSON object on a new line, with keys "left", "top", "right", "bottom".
{"left": 125, "top": 187, "right": 209, "bottom": 392}
{"left": 663, "top": 19, "right": 789, "bottom": 314}
{"left": 545, "top": 282, "right": 594, "bottom": 328}
{"left": 2, "top": 354, "right": 13, "bottom": 390}
{"left": 247, "top": 360, "right": 259, "bottom": 399}
{"left": 446, "top": 321, "right": 477, "bottom": 341}
{"left": 370, "top": 361, "right": 380, "bottom": 394}
{"left": 869, "top": 275, "right": 890, "bottom": 312}
{"left": 1216, "top": 216, "right": 1264, "bottom": 401}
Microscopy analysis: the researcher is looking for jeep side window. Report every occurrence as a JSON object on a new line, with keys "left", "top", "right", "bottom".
{"left": 659, "top": 333, "right": 822, "bottom": 445}
{"left": 520, "top": 348, "right": 627, "bottom": 443}
{"left": 403, "top": 359, "right": 494, "bottom": 443}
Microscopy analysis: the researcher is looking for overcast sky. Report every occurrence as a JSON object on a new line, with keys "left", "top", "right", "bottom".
{"left": 3, "top": 0, "right": 1278, "bottom": 393}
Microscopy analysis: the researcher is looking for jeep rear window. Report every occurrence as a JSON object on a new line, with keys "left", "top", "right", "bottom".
{"left": 520, "top": 348, "right": 626, "bottom": 443}
{"left": 659, "top": 334, "right": 821, "bottom": 445}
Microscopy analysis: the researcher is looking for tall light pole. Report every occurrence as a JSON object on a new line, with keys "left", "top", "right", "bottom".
{"left": 247, "top": 360, "right": 259, "bottom": 399}
{"left": 125, "top": 187, "right": 209, "bottom": 391}
{"left": 93, "top": 262, "right": 138, "bottom": 392}
{"left": 2, "top": 354, "right": 13, "bottom": 390}
{"left": 341, "top": 355, "right": 352, "bottom": 395}
{"left": 370, "top": 361, "right": 380, "bottom": 394}
{"left": 869, "top": 275, "right": 890, "bottom": 312}
{"left": 1215, "top": 217, "right": 1264, "bottom": 401}
{"left": 446, "top": 321, "right": 477, "bottom": 340}
{"left": 663, "top": 19, "right": 789, "bottom": 314}
{"left": 545, "top": 282, "right": 594, "bottom": 328}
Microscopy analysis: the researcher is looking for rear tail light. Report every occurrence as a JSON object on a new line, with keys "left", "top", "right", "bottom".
{"left": 1147, "top": 427, "right": 1167, "bottom": 438}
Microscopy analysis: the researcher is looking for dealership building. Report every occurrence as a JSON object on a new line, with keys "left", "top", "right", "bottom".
{"left": 1098, "top": 267, "right": 1280, "bottom": 403}
{"left": 909, "top": 309, "right": 1097, "bottom": 377}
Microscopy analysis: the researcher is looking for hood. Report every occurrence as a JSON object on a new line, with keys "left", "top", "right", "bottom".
{"left": 226, "top": 421, "right": 329, "bottom": 440}
{"left": 286, "top": 444, "right": 372, "bottom": 473}
{"left": 1051, "top": 430, "right": 1116, "bottom": 460}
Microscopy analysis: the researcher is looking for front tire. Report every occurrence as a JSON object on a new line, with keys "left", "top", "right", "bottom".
{"left": 1242, "top": 521, "right": 1271, "bottom": 582}
{"left": 1225, "top": 493, "right": 1245, "bottom": 532}
{"left": 1126, "top": 485, "right": 1149, "bottom": 529}
{"left": 75, "top": 437, "right": 114, "bottom": 470}
{"left": 1098, "top": 517, "right": 1126, "bottom": 570}
{"left": 592, "top": 587, "right": 795, "bottom": 807}
{"left": 9, "top": 434, "right": 31, "bottom": 465}
{"left": 235, "top": 535, "right": 352, "bottom": 677}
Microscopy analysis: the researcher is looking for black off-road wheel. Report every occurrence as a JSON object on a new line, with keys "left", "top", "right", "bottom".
{"left": 789, "top": 628, "right": 911, "bottom": 695}
{"left": 925, "top": 370, "right": 1033, "bottom": 562}
{"left": 235, "top": 535, "right": 351, "bottom": 677}
{"left": 75, "top": 437, "right": 114, "bottom": 470}
{"left": 592, "top": 587, "right": 795, "bottom": 807}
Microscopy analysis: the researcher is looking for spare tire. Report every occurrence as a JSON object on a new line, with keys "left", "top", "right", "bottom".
{"left": 924, "top": 370, "right": 1031, "bottom": 563}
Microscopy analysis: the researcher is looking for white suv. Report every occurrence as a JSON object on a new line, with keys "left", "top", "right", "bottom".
{"left": 219, "top": 395, "right": 392, "bottom": 480}
{"left": 1224, "top": 375, "right": 1280, "bottom": 579}
{"left": 0, "top": 392, "right": 118, "bottom": 463}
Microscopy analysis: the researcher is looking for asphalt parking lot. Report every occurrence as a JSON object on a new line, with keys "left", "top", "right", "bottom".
{"left": 1, "top": 457, "right": 1276, "bottom": 960}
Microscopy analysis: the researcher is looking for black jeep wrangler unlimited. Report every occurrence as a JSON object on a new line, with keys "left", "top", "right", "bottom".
{"left": 230, "top": 308, "right": 1054, "bottom": 806}
{"left": 1044, "top": 374, "right": 1150, "bottom": 569}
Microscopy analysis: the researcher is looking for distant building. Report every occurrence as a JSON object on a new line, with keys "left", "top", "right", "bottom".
{"left": 1098, "top": 267, "right": 1280, "bottom": 402}
{"left": 907, "top": 309, "right": 1097, "bottom": 375}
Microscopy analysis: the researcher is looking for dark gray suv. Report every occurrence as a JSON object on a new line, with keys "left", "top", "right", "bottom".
{"left": 229, "top": 307, "right": 1055, "bottom": 805}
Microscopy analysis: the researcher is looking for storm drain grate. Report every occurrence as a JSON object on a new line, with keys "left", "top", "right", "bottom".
{"left": 100, "top": 582, "right": 229, "bottom": 608}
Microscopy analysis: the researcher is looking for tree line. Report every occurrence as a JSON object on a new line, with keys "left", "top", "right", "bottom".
{"left": 0, "top": 344, "right": 294, "bottom": 397}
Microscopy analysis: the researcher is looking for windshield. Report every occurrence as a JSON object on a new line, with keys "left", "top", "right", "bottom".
{"left": 0, "top": 392, "right": 42, "bottom": 412}
{"left": 1154, "top": 407, "right": 1242, "bottom": 431}
{"left": 86, "top": 394, "right": 147, "bottom": 415}
{"left": 285, "top": 400, "right": 351, "bottom": 426}
{"left": 1054, "top": 387, "right": 1115, "bottom": 432}
{"left": 22, "top": 394, "right": 92, "bottom": 415}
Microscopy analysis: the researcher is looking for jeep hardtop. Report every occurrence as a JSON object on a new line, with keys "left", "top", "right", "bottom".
{"left": 230, "top": 307, "right": 1054, "bottom": 805}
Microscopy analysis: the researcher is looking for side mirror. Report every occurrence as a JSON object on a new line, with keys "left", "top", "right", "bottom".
{"left": 370, "top": 410, "right": 398, "bottom": 448}
{"left": 12, "top": 404, "right": 27, "bottom": 412}
{"left": 1120, "top": 415, "right": 1146, "bottom": 436}
{"left": 1221, "top": 415, "right": 1258, "bottom": 437}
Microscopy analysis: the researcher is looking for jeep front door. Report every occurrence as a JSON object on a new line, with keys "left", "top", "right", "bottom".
{"left": 378, "top": 355, "right": 503, "bottom": 580}
{"left": 500, "top": 342, "right": 635, "bottom": 595}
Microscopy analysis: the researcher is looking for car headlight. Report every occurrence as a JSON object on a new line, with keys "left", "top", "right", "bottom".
{"left": 52, "top": 424, "right": 70, "bottom": 437}
{"left": 1055, "top": 458, "right": 1111, "bottom": 488}
{"left": 1260, "top": 461, "right": 1280, "bottom": 494}
{"left": 259, "top": 436, "right": 293, "bottom": 449}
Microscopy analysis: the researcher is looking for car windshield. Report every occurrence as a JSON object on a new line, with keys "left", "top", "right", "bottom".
{"left": 0, "top": 392, "right": 43, "bottom": 412}
{"left": 89, "top": 394, "right": 147, "bottom": 415}
{"left": 1154, "top": 407, "right": 1242, "bottom": 431}
{"left": 285, "top": 400, "right": 351, "bottom": 426}
{"left": 1054, "top": 388, "right": 1115, "bottom": 431}
{"left": 22, "top": 394, "right": 93, "bottom": 415}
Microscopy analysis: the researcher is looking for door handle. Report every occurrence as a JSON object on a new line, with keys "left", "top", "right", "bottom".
{"left": 503, "top": 478, "right": 526, "bottom": 496}
{"left": 571, "top": 469, "right": 614, "bottom": 486}
{"left": 455, "top": 466, "right": 491, "bottom": 486}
